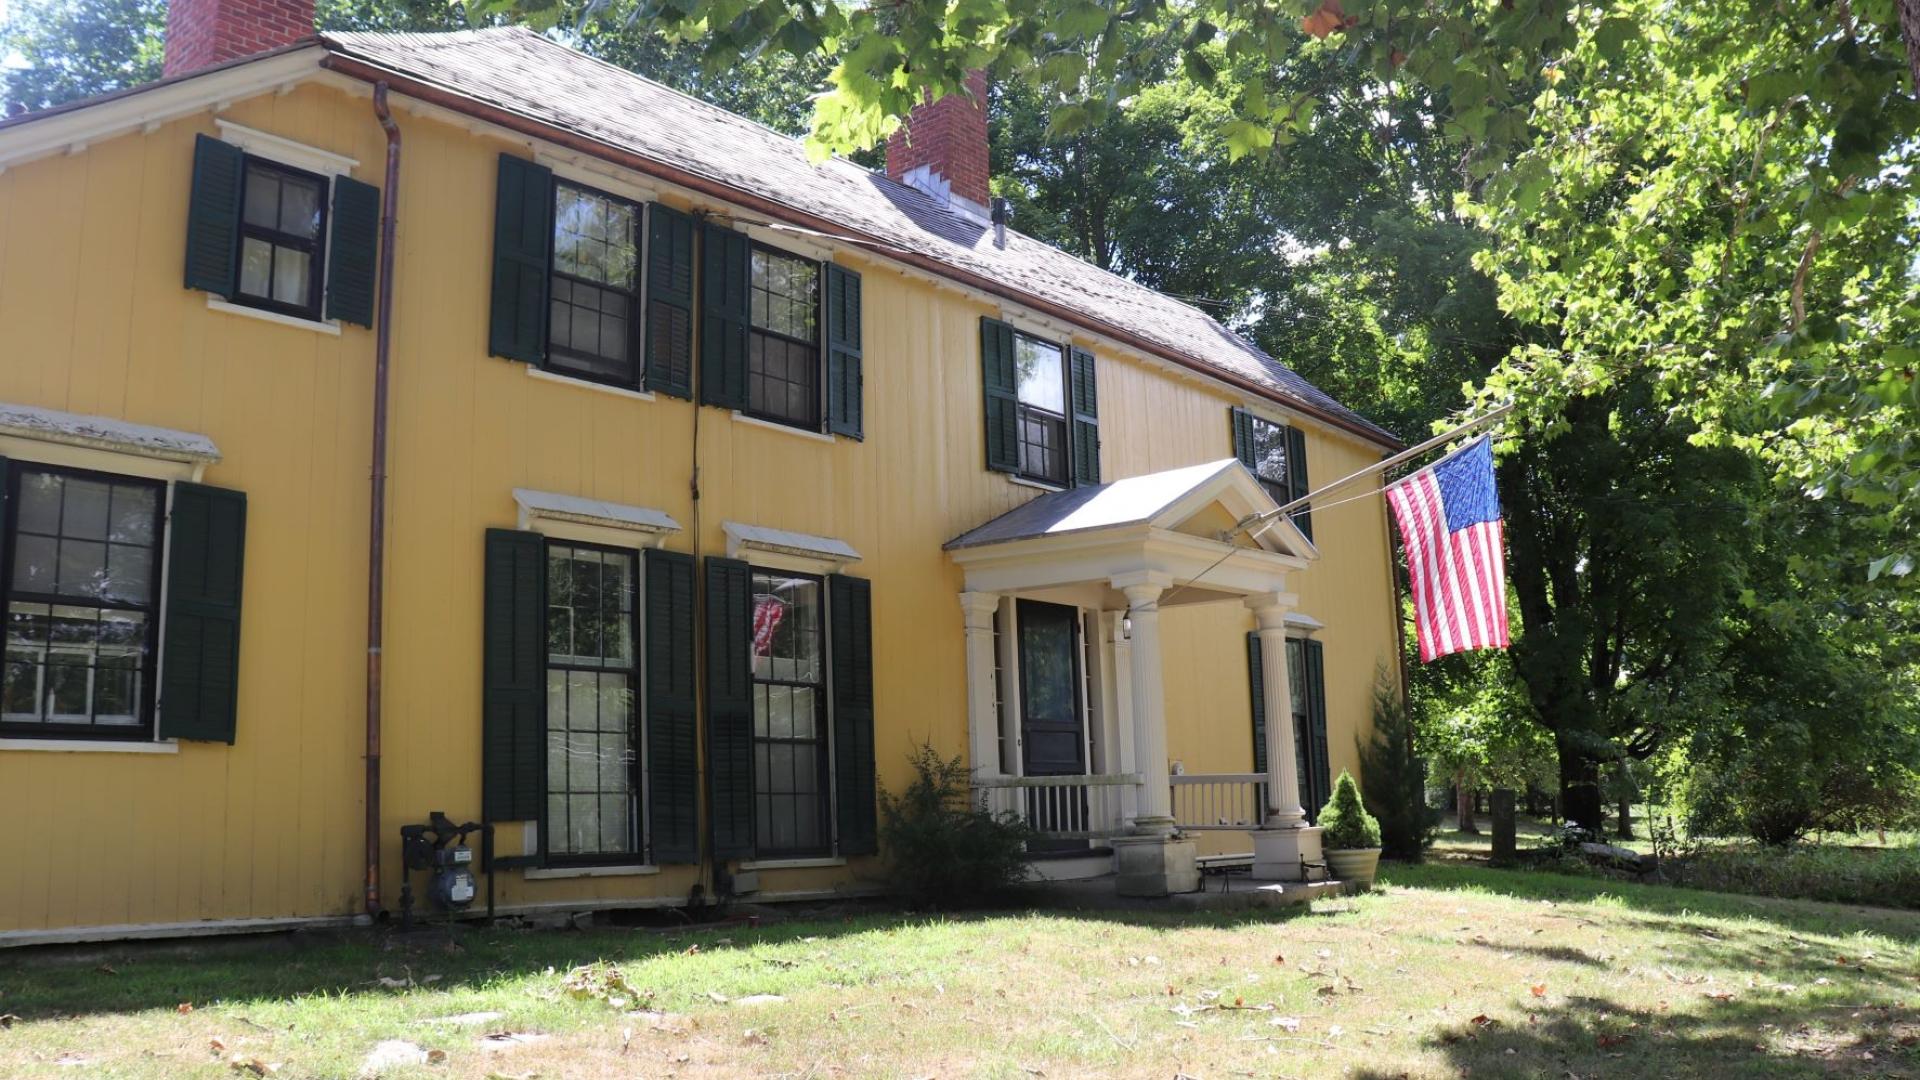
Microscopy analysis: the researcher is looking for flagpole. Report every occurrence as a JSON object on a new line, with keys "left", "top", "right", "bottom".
{"left": 1227, "top": 401, "right": 1516, "bottom": 540}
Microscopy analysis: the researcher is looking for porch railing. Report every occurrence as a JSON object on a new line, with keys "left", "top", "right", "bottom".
{"left": 976, "top": 773, "right": 1141, "bottom": 840}
{"left": 1170, "top": 773, "right": 1269, "bottom": 831}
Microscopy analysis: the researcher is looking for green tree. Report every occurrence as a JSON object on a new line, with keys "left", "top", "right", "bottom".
{"left": 0, "top": 0, "right": 165, "bottom": 112}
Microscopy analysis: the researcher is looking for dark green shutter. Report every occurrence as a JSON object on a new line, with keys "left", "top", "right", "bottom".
{"left": 826, "top": 264, "right": 864, "bottom": 438}
{"left": 1305, "top": 638, "right": 1330, "bottom": 815}
{"left": 699, "top": 223, "right": 750, "bottom": 410}
{"left": 158, "top": 483, "right": 247, "bottom": 744}
{"left": 1247, "top": 631, "right": 1267, "bottom": 775}
{"left": 704, "top": 556, "right": 755, "bottom": 859}
{"left": 829, "top": 574, "right": 877, "bottom": 855}
{"left": 645, "top": 548, "right": 700, "bottom": 862}
{"left": 645, "top": 204, "right": 696, "bottom": 399}
{"left": 1068, "top": 346, "right": 1100, "bottom": 486}
{"left": 981, "top": 317, "right": 1019, "bottom": 472}
{"left": 480, "top": 529, "right": 545, "bottom": 821}
{"left": 488, "top": 153, "right": 553, "bottom": 364}
{"left": 1287, "top": 425, "right": 1313, "bottom": 542}
{"left": 1230, "top": 407, "right": 1258, "bottom": 471}
{"left": 326, "top": 175, "right": 380, "bottom": 328}
{"left": 184, "top": 134, "right": 244, "bottom": 298}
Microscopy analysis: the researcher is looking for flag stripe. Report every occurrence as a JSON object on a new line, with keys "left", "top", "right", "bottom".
{"left": 1385, "top": 438, "right": 1511, "bottom": 663}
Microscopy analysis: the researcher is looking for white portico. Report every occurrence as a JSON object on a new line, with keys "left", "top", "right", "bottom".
{"left": 945, "top": 459, "right": 1327, "bottom": 896}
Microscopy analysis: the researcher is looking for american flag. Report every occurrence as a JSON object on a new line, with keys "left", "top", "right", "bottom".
{"left": 751, "top": 595, "right": 786, "bottom": 657}
{"left": 1385, "top": 436, "right": 1511, "bottom": 662}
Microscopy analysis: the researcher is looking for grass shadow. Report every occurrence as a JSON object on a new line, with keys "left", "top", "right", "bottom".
{"left": 1350, "top": 988, "right": 1920, "bottom": 1079}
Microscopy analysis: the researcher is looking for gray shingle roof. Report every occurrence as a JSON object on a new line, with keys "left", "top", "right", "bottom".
{"left": 944, "top": 459, "right": 1243, "bottom": 549}
{"left": 320, "top": 28, "right": 1397, "bottom": 446}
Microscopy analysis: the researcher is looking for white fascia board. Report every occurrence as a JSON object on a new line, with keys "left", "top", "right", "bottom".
{"left": 0, "top": 401, "right": 221, "bottom": 464}
{"left": 0, "top": 49, "right": 327, "bottom": 174}
{"left": 513, "top": 488, "right": 682, "bottom": 535}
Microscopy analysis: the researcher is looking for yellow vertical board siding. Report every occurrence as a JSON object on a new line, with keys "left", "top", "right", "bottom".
{"left": 0, "top": 80, "right": 1399, "bottom": 931}
{"left": 0, "top": 84, "right": 377, "bottom": 932}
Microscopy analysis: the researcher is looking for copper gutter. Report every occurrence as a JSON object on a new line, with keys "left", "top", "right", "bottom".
{"left": 364, "top": 81, "right": 400, "bottom": 919}
{"left": 316, "top": 53, "right": 1401, "bottom": 451}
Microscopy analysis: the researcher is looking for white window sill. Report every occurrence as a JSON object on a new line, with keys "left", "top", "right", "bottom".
{"left": 522, "top": 863, "right": 661, "bottom": 880}
{"left": 526, "top": 365, "right": 655, "bottom": 401}
{"left": 207, "top": 297, "right": 342, "bottom": 336}
{"left": 730, "top": 411, "right": 835, "bottom": 444}
{"left": 738, "top": 856, "right": 847, "bottom": 871}
{"left": 0, "top": 738, "right": 177, "bottom": 754}
{"left": 1009, "top": 475, "right": 1067, "bottom": 493}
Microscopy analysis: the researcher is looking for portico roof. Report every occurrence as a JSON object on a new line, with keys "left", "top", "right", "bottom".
{"left": 944, "top": 460, "right": 1316, "bottom": 606}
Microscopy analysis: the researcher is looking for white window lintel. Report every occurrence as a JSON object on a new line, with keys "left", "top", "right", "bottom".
{"left": 0, "top": 402, "right": 219, "bottom": 483}
{"left": 514, "top": 488, "right": 682, "bottom": 548}
{"left": 723, "top": 521, "right": 861, "bottom": 573}
{"left": 215, "top": 119, "right": 359, "bottom": 178}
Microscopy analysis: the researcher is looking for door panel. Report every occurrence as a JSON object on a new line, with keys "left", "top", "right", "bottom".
{"left": 1017, "top": 599, "right": 1084, "bottom": 777}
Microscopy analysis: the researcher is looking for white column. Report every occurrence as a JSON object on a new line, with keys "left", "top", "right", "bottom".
{"left": 1248, "top": 592, "right": 1306, "bottom": 828}
{"left": 1117, "top": 574, "right": 1174, "bottom": 834}
{"left": 959, "top": 592, "right": 1002, "bottom": 781}
{"left": 1106, "top": 610, "right": 1139, "bottom": 823}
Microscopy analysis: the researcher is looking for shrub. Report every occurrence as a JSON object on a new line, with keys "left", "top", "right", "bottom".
{"left": 1360, "top": 678, "right": 1438, "bottom": 860}
{"left": 1317, "top": 770, "right": 1382, "bottom": 850}
{"left": 1658, "top": 843, "right": 1920, "bottom": 910}
{"left": 879, "top": 744, "right": 1035, "bottom": 908}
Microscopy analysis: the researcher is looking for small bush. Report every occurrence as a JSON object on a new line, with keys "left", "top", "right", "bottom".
{"left": 1318, "top": 770, "right": 1382, "bottom": 850}
{"left": 879, "top": 744, "right": 1035, "bottom": 908}
{"left": 1360, "top": 678, "right": 1438, "bottom": 860}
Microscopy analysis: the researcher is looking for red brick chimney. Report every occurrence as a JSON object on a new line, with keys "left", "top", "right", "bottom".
{"left": 163, "top": 0, "right": 315, "bottom": 77}
{"left": 885, "top": 69, "right": 991, "bottom": 212}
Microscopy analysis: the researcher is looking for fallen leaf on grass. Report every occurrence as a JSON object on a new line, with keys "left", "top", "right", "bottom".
{"left": 178, "top": 1003, "right": 195, "bottom": 1014}
{"left": 426, "top": 1049, "right": 448, "bottom": 1065}
{"left": 377, "top": 977, "right": 411, "bottom": 989}
{"left": 1530, "top": 984, "right": 1547, "bottom": 998}
{"left": 1470, "top": 1015, "right": 1499, "bottom": 1029}
{"left": 1703, "top": 991, "right": 1736, "bottom": 1002}
{"left": 227, "top": 1057, "right": 280, "bottom": 1076}
{"left": 0, "top": 1013, "right": 18, "bottom": 1029}
{"left": 1270, "top": 1017, "right": 1301, "bottom": 1031}
{"left": 1596, "top": 1033, "right": 1631, "bottom": 1048}
{"left": 95, "top": 965, "right": 117, "bottom": 976}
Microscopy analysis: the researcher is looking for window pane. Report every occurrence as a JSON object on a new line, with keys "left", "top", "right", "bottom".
{"left": 553, "top": 185, "right": 635, "bottom": 288}
{"left": 108, "top": 485, "right": 156, "bottom": 544}
{"left": 272, "top": 246, "right": 311, "bottom": 306}
{"left": 11, "top": 534, "right": 55, "bottom": 593}
{"left": 16, "top": 472, "right": 61, "bottom": 535}
{"left": 61, "top": 478, "right": 109, "bottom": 540}
{"left": 103, "top": 543, "right": 152, "bottom": 605}
{"left": 278, "top": 175, "right": 322, "bottom": 239}
{"left": 240, "top": 237, "right": 273, "bottom": 298}
{"left": 1249, "top": 416, "right": 1289, "bottom": 488}
{"left": 57, "top": 539, "right": 107, "bottom": 598}
{"left": 1015, "top": 335, "right": 1065, "bottom": 414}
{"left": 749, "top": 249, "right": 818, "bottom": 339}
{"left": 243, "top": 168, "right": 280, "bottom": 228}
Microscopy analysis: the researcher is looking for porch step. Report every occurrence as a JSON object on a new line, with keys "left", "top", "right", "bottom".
{"left": 1024, "top": 851, "right": 1115, "bottom": 882}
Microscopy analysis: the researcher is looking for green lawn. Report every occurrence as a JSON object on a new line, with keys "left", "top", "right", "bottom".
{"left": 0, "top": 864, "right": 1915, "bottom": 1078}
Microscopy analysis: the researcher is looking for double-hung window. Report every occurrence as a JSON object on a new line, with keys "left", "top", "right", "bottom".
{"left": 543, "top": 541, "right": 643, "bottom": 863}
{"left": 746, "top": 246, "right": 822, "bottom": 429}
{"left": 1231, "top": 407, "right": 1312, "bottom": 539}
{"left": 548, "top": 182, "right": 644, "bottom": 388}
{"left": 748, "top": 568, "right": 830, "bottom": 857}
{"left": 1013, "top": 333, "right": 1069, "bottom": 486}
{"left": 235, "top": 157, "right": 329, "bottom": 321}
{"left": 1, "top": 467, "right": 164, "bottom": 739}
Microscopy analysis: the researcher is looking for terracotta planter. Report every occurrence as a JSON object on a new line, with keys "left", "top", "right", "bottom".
{"left": 1325, "top": 847, "right": 1382, "bottom": 888}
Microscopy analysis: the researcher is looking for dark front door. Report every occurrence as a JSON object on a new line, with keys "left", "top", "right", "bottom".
{"left": 1017, "top": 599, "right": 1085, "bottom": 776}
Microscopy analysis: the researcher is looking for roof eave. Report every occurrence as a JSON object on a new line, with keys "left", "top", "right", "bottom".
{"left": 316, "top": 48, "right": 1403, "bottom": 452}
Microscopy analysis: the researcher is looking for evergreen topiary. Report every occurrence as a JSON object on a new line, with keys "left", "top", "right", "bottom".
{"left": 1317, "top": 770, "right": 1382, "bottom": 850}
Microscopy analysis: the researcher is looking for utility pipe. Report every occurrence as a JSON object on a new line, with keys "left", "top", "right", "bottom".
{"left": 364, "top": 80, "right": 400, "bottom": 920}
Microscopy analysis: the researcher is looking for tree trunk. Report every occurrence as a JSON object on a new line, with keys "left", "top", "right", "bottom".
{"left": 1616, "top": 796, "right": 1633, "bottom": 840}
{"left": 1455, "top": 771, "right": 1479, "bottom": 834}
{"left": 1489, "top": 788, "right": 1517, "bottom": 866}
{"left": 1901, "top": 0, "right": 1920, "bottom": 94}
{"left": 1558, "top": 735, "right": 1603, "bottom": 833}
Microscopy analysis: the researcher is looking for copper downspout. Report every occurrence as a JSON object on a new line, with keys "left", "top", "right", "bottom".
{"left": 364, "top": 81, "right": 400, "bottom": 919}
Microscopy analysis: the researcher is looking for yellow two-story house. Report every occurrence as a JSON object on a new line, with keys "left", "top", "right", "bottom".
{"left": 0, "top": 0, "right": 1404, "bottom": 942}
